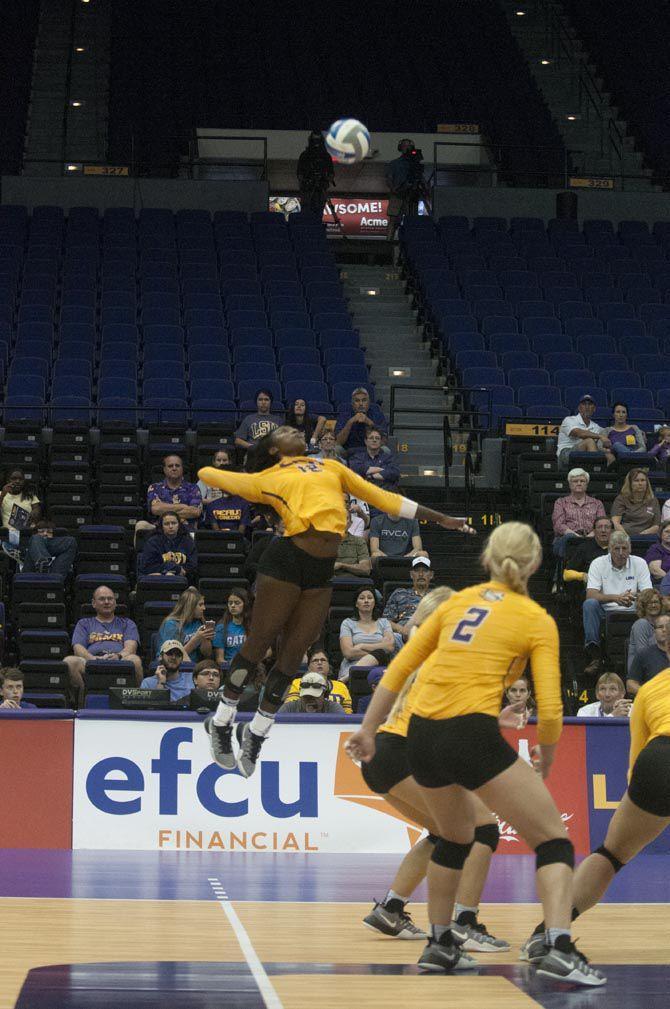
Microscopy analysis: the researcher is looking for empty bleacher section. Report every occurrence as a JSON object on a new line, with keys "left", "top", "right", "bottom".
{"left": 563, "top": 0, "right": 670, "bottom": 182}
{"left": 107, "top": 0, "right": 565, "bottom": 179}
{"left": 402, "top": 213, "right": 670, "bottom": 431}
{"left": 0, "top": 3, "right": 40, "bottom": 174}
{"left": 0, "top": 205, "right": 371, "bottom": 426}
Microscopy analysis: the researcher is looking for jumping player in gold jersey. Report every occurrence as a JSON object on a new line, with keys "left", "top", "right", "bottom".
{"left": 347, "top": 522, "right": 606, "bottom": 986}
{"left": 522, "top": 666, "right": 670, "bottom": 961}
{"left": 198, "top": 425, "right": 474, "bottom": 778}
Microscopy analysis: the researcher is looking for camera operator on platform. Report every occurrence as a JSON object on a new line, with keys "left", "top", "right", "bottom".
{"left": 386, "top": 138, "right": 425, "bottom": 239}
{"left": 297, "top": 130, "right": 335, "bottom": 216}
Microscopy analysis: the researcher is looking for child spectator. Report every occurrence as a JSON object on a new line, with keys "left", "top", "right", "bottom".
{"left": 651, "top": 425, "right": 670, "bottom": 466}
{"left": 0, "top": 469, "right": 41, "bottom": 530}
{"left": 137, "top": 512, "right": 198, "bottom": 580}
{"left": 213, "top": 589, "right": 252, "bottom": 664}
{"left": 235, "top": 389, "right": 283, "bottom": 449}
{"left": 197, "top": 449, "right": 233, "bottom": 504}
{"left": 203, "top": 492, "right": 251, "bottom": 533}
{"left": 155, "top": 587, "right": 214, "bottom": 662}
{"left": 286, "top": 398, "right": 327, "bottom": 448}
{"left": 0, "top": 669, "right": 36, "bottom": 709}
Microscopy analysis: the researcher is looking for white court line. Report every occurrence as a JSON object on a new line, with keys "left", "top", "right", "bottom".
{"left": 208, "top": 877, "right": 284, "bottom": 1009}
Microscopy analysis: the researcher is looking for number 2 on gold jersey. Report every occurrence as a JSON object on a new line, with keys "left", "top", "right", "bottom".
{"left": 451, "top": 606, "right": 490, "bottom": 644}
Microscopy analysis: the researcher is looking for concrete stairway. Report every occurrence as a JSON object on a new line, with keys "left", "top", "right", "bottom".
{"left": 341, "top": 263, "right": 450, "bottom": 483}
{"left": 499, "top": 0, "right": 656, "bottom": 190}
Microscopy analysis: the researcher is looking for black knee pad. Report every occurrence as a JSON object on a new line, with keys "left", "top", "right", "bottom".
{"left": 263, "top": 666, "right": 293, "bottom": 707}
{"left": 426, "top": 833, "right": 439, "bottom": 846}
{"left": 431, "top": 837, "right": 474, "bottom": 870}
{"left": 224, "top": 653, "right": 255, "bottom": 697}
{"left": 595, "top": 844, "right": 625, "bottom": 873}
{"left": 474, "top": 823, "right": 500, "bottom": 852}
{"left": 535, "top": 837, "right": 575, "bottom": 870}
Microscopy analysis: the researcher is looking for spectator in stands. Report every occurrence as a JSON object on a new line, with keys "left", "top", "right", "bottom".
{"left": 651, "top": 425, "right": 670, "bottom": 467}
{"left": 551, "top": 468, "right": 606, "bottom": 559}
{"left": 628, "top": 588, "right": 666, "bottom": 677}
{"left": 0, "top": 669, "right": 36, "bottom": 709}
{"left": 213, "top": 589, "right": 252, "bottom": 664}
{"left": 562, "top": 516, "right": 613, "bottom": 584}
{"left": 286, "top": 399, "right": 327, "bottom": 448}
{"left": 357, "top": 667, "right": 384, "bottom": 713}
{"left": 335, "top": 388, "right": 387, "bottom": 451}
{"left": 235, "top": 389, "right": 283, "bottom": 450}
{"left": 383, "top": 556, "right": 434, "bottom": 649}
{"left": 192, "top": 660, "right": 222, "bottom": 692}
{"left": 278, "top": 671, "right": 345, "bottom": 714}
{"left": 338, "top": 587, "right": 395, "bottom": 682}
{"left": 577, "top": 672, "right": 631, "bottom": 717}
{"left": 65, "top": 585, "right": 143, "bottom": 695}
{"left": 347, "top": 495, "right": 370, "bottom": 537}
{"left": 155, "top": 587, "right": 214, "bottom": 663}
{"left": 137, "top": 512, "right": 198, "bottom": 580}
{"left": 312, "top": 429, "right": 344, "bottom": 461}
{"left": 645, "top": 520, "right": 670, "bottom": 583}
{"left": 556, "top": 394, "right": 611, "bottom": 468}
{"left": 369, "top": 510, "right": 427, "bottom": 561}
{"left": 602, "top": 402, "right": 646, "bottom": 461}
{"left": 22, "top": 520, "right": 77, "bottom": 575}
{"left": 627, "top": 614, "right": 670, "bottom": 696}
{"left": 140, "top": 640, "right": 192, "bottom": 702}
{"left": 503, "top": 675, "right": 535, "bottom": 717}
{"left": 333, "top": 498, "right": 372, "bottom": 577}
{"left": 0, "top": 469, "right": 40, "bottom": 530}
{"left": 284, "top": 648, "right": 354, "bottom": 712}
{"left": 348, "top": 427, "right": 400, "bottom": 491}
{"left": 611, "top": 468, "right": 660, "bottom": 538}
{"left": 203, "top": 490, "right": 251, "bottom": 534}
{"left": 135, "top": 454, "right": 202, "bottom": 540}
{"left": 197, "top": 449, "right": 233, "bottom": 504}
{"left": 583, "top": 529, "right": 652, "bottom": 675}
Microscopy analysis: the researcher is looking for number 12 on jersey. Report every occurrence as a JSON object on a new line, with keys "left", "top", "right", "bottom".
{"left": 451, "top": 606, "right": 490, "bottom": 644}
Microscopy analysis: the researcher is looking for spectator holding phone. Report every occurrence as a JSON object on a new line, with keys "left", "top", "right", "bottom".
{"left": 155, "top": 587, "right": 214, "bottom": 662}
{"left": 141, "top": 640, "right": 193, "bottom": 702}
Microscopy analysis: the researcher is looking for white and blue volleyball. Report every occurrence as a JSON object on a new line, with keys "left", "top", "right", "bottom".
{"left": 325, "top": 118, "right": 370, "bottom": 164}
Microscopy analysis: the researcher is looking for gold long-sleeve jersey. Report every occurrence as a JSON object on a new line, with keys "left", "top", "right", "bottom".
{"left": 198, "top": 457, "right": 410, "bottom": 538}
{"left": 628, "top": 668, "right": 670, "bottom": 773}
{"left": 380, "top": 580, "right": 563, "bottom": 745}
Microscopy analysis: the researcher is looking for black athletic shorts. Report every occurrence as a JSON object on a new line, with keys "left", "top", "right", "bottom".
{"left": 361, "top": 730, "right": 411, "bottom": 795}
{"left": 628, "top": 735, "right": 670, "bottom": 817}
{"left": 407, "top": 712, "right": 518, "bottom": 791}
{"left": 257, "top": 536, "right": 336, "bottom": 589}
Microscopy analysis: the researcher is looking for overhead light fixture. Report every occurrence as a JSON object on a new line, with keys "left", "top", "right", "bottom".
{"left": 389, "top": 366, "right": 410, "bottom": 378}
{"left": 566, "top": 114, "right": 577, "bottom": 121}
{"left": 540, "top": 58, "right": 551, "bottom": 65}
{"left": 515, "top": 9, "right": 526, "bottom": 15}
{"left": 75, "top": 46, "right": 86, "bottom": 53}
{"left": 71, "top": 100, "right": 82, "bottom": 107}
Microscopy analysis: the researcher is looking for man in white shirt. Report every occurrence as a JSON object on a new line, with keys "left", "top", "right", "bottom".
{"left": 577, "top": 671, "right": 631, "bottom": 718}
{"left": 556, "top": 394, "right": 611, "bottom": 468}
{"left": 583, "top": 529, "right": 652, "bottom": 674}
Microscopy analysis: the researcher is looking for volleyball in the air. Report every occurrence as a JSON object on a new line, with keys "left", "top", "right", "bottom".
{"left": 325, "top": 118, "right": 371, "bottom": 164}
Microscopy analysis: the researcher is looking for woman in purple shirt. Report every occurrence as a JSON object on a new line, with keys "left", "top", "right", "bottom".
{"left": 603, "top": 403, "right": 646, "bottom": 460}
{"left": 645, "top": 520, "right": 670, "bottom": 582}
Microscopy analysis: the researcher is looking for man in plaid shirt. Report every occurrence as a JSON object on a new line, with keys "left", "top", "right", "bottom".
{"left": 552, "top": 467, "right": 606, "bottom": 559}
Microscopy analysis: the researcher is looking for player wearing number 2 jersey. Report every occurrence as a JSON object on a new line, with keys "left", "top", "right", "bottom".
{"left": 198, "top": 425, "right": 474, "bottom": 780}
{"left": 347, "top": 522, "right": 605, "bottom": 986}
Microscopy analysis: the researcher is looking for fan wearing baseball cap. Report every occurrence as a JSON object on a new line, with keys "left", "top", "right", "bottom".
{"left": 140, "top": 640, "right": 193, "bottom": 702}
{"left": 556, "top": 395, "right": 611, "bottom": 469}
{"left": 278, "top": 672, "right": 346, "bottom": 714}
{"left": 383, "top": 556, "right": 435, "bottom": 649}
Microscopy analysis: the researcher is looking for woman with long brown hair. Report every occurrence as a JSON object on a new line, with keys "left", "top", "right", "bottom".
{"left": 611, "top": 468, "right": 660, "bottom": 538}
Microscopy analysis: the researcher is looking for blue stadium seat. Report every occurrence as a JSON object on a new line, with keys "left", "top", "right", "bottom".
{"left": 6, "top": 374, "right": 46, "bottom": 398}
{"left": 143, "top": 346, "right": 185, "bottom": 365}
{"left": 522, "top": 317, "right": 562, "bottom": 338}
{"left": 53, "top": 359, "right": 92, "bottom": 380}
{"left": 14, "top": 340, "right": 52, "bottom": 361}
{"left": 18, "top": 304, "right": 54, "bottom": 324}
{"left": 51, "top": 375, "right": 92, "bottom": 399}
{"left": 506, "top": 368, "right": 550, "bottom": 390}
{"left": 4, "top": 395, "right": 45, "bottom": 422}
{"left": 656, "top": 390, "right": 670, "bottom": 414}
{"left": 60, "top": 323, "right": 96, "bottom": 344}
{"left": 9, "top": 356, "right": 49, "bottom": 379}
{"left": 143, "top": 378, "right": 187, "bottom": 400}
{"left": 558, "top": 301, "right": 592, "bottom": 321}
{"left": 432, "top": 298, "right": 471, "bottom": 317}
{"left": 140, "top": 307, "right": 181, "bottom": 327}
{"left": 17, "top": 321, "right": 53, "bottom": 343}
{"left": 587, "top": 353, "right": 629, "bottom": 373}
{"left": 284, "top": 380, "right": 330, "bottom": 403}
{"left": 188, "top": 345, "right": 231, "bottom": 364}
{"left": 101, "top": 307, "right": 137, "bottom": 328}
{"left": 481, "top": 316, "right": 519, "bottom": 337}
{"left": 643, "top": 372, "right": 670, "bottom": 392}
{"left": 183, "top": 309, "right": 225, "bottom": 329}
{"left": 191, "top": 399, "right": 238, "bottom": 425}
{"left": 444, "top": 333, "right": 485, "bottom": 354}
{"left": 142, "top": 360, "right": 185, "bottom": 383}
{"left": 554, "top": 369, "right": 596, "bottom": 390}
{"left": 57, "top": 341, "right": 96, "bottom": 363}
{"left": 505, "top": 287, "right": 543, "bottom": 305}
{"left": 313, "top": 313, "right": 354, "bottom": 333}
{"left": 279, "top": 347, "right": 321, "bottom": 368}
{"left": 640, "top": 304, "right": 670, "bottom": 325}
{"left": 322, "top": 347, "right": 366, "bottom": 370}
{"left": 100, "top": 344, "right": 139, "bottom": 364}
{"left": 271, "top": 311, "right": 312, "bottom": 330}
{"left": 500, "top": 351, "right": 540, "bottom": 372}
{"left": 61, "top": 290, "right": 97, "bottom": 309}
{"left": 236, "top": 379, "right": 282, "bottom": 404}
{"left": 101, "top": 290, "right": 135, "bottom": 311}
{"left": 326, "top": 365, "right": 369, "bottom": 386}
{"left": 304, "top": 281, "right": 342, "bottom": 301}
{"left": 142, "top": 324, "right": 184, "bottom": 346}
{"left": 50, "top": 396, "right": 93, "bottom": 423}
{"left": 330, "top": 382, "right": 375, "bottom": 406}
{"left": 517, "top": 386, "right": 564, "bottom": 408}
{"left": 488, "top": 334, "right": 529, "bottom": 354}
{"left": 516, "top": 301, "right": 555, "bottom": 319}
{"left": 607, "top": 319, "right": 647, "bottom": 341}
{"left": 99, "top": 360, "right": 137, "bottom": 382}
{"left": 473, "top": 300, "right": 512, "bottom": 320}
{"left": 232, "top": 345, "right": 276, "bottom": 366}
{"left": 143, "top": 398, "right": 189, "bottom": 425}
{"left": 543, "top": 352, "right": 585, "bottom": 372}
{"left": 437, "top": 315, "right": 478, "bottom": 336}
{"left": 597, "top": 302, "right": 636, "bottom": 323}
{"left": 182, "top": 293, "right": 224, "bottom": 313}
{"left": 233, "top": 363, "right": 278, "bottom": 385}
{"left": 227, "top": 310, "right": 267, "bottom": 331}
{"left": 599, "top": 370, "right": 641, "bottom": 392}
{"left": 274, "top": 328, "right": 318, "bottom": 349}
{"left": 455, "top": 351, "right": 498, "bottom": 371}
{"left": 461, "top": 367, "right": 506, "bottom": 388}
{"left": 229, "top": 327, "right": 273, "bottom": 347}
{"left": 610, "top": 389, "right": 654, "bottom": 410}
{"left": 221, "top": 279, "right": 262, "bottom": 299}
{"left": 574, "top": 335, "right": 616, "bottom": 358}
{"left": 190, "top": 379, "right": 235, "bottom": 401}
{"left": 631, "top": 354, "right": 666, "bottom": 376}
{"left": 98, "top": 378, "right": 137, "bottom": 400}
{"left": 564, "top": 317, "right": 604, "bottom": 338}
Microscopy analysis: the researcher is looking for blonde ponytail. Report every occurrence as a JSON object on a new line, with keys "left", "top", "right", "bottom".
{"left": 384, "top": 585, "right": 454, "bottom": 728}
{"left": 481, "top": 521, "right": 541, "bottom": 596}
